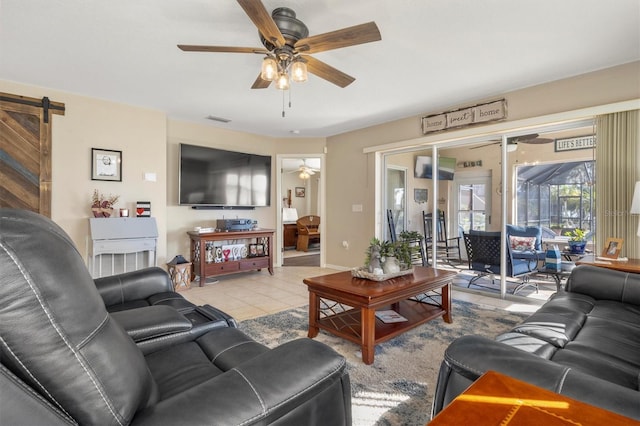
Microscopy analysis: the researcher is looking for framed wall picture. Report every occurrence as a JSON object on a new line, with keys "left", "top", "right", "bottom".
{"left": 414, "top": 188, "right": 428, "bottom": 203}
{"left": 91, "top": 148, "right": 122, "bottom": 181}
{"left": 601, "top": 238, "right": 624, "bottom": 259}
{"left": 295, "top": 187, "right": 305, "bottom": 197}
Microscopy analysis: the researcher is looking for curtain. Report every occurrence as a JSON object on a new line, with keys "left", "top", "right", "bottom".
{"left": 595, "top": 109, "right": 640, "bottom": 258}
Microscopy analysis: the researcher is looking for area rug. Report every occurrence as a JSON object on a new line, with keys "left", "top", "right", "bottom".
{"left": 239, "top": 300, "right": 530, "bottom": 426}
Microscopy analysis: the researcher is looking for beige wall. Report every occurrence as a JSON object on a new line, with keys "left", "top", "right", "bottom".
{"left": 325, "top": 61, "right": 640, "bottom": 268}
{"left": 0, "top": 80, "right": 168, "bottom": 265}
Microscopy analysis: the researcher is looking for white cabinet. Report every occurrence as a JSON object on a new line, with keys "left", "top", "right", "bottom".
{"left": 88, "top": 217, "right": 158, "bottom": 278}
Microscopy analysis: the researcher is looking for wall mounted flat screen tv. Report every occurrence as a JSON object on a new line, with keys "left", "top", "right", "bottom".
{"left": 414, "top": 156, "right": 456, "bottom": 180}
{"left": 179, "top": 143, "right": 271, "bottom": 207}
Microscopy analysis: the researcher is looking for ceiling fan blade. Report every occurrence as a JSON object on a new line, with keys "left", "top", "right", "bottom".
{"left": 519, "top": 137, "right": 553, "bottom": 144}
{"left": 251, "top": 74, "right": 271, "bottom": 89}
{"left": 237, "top": 0, "right": 285, "bottom": 48}
{"left": 304, "top": 56, "right": 355, "bottom": 88}
{"left": 470, "top": 142, "right": 499, "bottom": 150}
{"left": 178, "top": 45, "right": 268, "bottom": 54}
{"left": 295, "top": 22, "right": 381, "bottom": 54}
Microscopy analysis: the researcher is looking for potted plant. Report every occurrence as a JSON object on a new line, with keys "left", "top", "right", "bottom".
{"left": 365, "top": 238, "right": 412, "bottom": 274}
{"left": 564, "top": 228, "right": 587, "bottom": 254}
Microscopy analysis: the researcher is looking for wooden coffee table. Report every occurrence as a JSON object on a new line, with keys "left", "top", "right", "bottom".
{"left": 303, "top": 266, "right": 457, "bottom": 364}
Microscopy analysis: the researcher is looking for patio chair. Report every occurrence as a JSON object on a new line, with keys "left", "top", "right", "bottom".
{"left": 506, "top": 224, "right": 546, "bottom": 264}
{"left": 423, "top": 210, "right": 462, "bottom": 264}
{"left": 463, "top": 230, "right": 539, "bottom": 294}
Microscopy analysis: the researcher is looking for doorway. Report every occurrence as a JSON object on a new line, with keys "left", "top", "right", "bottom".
{"left": 277, "top": 155, "right": 324, "bottom": 267}
{"left": 455, "top": 171, "right": 492, "bottom": 233}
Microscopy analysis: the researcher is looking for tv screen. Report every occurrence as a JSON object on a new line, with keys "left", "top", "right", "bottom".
{"left": 179, "top": 143, "right": 271, "bottom": 207}
{"left": 414, "top": 156, "right": 456, "bottom": 180}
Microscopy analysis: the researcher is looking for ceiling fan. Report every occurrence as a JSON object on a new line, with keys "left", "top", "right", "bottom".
{"left": 177, "top": 0, "right": 381, "bottom": 90}
{"left": 470, "top": 134, "right": 554, "bottom": 150}
{"left": 287, "top": 159, "right": 320, "bottom": 179}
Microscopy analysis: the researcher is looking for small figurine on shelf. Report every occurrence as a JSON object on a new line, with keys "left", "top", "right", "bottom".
{"left": 366, "top": 239, "right": 383, "bottom": 275}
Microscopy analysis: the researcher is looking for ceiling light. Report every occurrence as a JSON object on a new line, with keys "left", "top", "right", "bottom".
{"left": 260, "top": 56, "right": 278, "bottom": 81}
{"left": 275, "top": 72, "right": 290, "bottom": 90}
{"left": 299, "top": 170, "right": 310, "bottom": 180}
{"left": 507, "top": 143, "right": 518, "bottom": 152}
{"left": 291, "top": 59, "right": 308, "bottom": 83}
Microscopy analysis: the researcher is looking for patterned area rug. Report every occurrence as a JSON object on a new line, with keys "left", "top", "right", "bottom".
{"left": 239, "top": 300, "right": 529, "bottom": 426}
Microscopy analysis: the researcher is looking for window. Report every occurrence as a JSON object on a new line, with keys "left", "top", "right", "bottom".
{"left": 516, "top": 161, "right": 595, "bottom": 235}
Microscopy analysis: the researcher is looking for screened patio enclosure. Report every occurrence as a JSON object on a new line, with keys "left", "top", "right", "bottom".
{"left": 516, "top": 160, "right": 595, "bottom": 237}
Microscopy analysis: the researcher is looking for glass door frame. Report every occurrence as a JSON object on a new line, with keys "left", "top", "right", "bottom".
{"left": 377, "top": 119, "right": 595, "bottom": 299}
{"left": 384, "top": 164, "right": 408, "bottom": 241}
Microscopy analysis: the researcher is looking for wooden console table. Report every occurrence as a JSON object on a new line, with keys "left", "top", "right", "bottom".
{"left": 187, "top": 228, "right": 274, "bottom": 286}
{"left": 430, "top": 370, "right": 634, "bottom": 425}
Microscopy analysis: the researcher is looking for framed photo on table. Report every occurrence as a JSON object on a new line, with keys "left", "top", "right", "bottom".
{"left": 91, "top": 148, "right": 122, "bottom": 181}
{"left": 601, "top": 238, "right": 624, "bottom": 259}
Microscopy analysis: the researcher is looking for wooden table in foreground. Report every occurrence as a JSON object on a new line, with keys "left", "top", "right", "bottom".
{"left": 303, "top": 266, "right": 457, "bottom": 365}
{"left": 576, "top": 255, "right": 640, "bottom": 273}
{"left": 429, "top": 370, "right": 635, "bottom": 425}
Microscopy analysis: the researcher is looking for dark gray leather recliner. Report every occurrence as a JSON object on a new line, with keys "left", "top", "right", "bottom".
{"left": 0, "top": 209, "right": 352, "bottom": 425}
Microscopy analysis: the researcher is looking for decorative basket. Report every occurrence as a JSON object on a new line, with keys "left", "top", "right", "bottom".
{"left": 351, "top": 267, "right": 414, "bottom": 282}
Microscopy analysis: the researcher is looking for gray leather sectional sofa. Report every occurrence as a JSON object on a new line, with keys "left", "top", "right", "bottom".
{"left": 432, "top": 264, "right": 640, "bottom": 421}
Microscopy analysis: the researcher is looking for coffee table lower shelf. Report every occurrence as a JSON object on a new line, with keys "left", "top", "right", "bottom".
{"left": 314, "top": 299, "right": 447, "bottom": 360}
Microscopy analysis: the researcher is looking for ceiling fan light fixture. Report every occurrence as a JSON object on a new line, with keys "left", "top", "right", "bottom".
{"left": 291, "top": 58, "right": 308, "bottom": 83}
{"left": 299, "top": 170, "right": 310, "bottom": 179}
{"left": 507, "top": 143, "right": 518, "bottom": 152}
{"left": 261, "top": 56, "right": 278, "bottom": 81}
{"left": 275, "top": 72, "right": 290, "bottom": 90}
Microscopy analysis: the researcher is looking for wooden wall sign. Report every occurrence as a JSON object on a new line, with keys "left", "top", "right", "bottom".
{"left": 422, "top": 99, "right": 506, "bottom": 135}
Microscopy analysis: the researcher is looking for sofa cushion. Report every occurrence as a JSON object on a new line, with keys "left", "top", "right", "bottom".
{"left": 507, "top": 311, "right": 585, "bottom": 348}
{"left": 495, "top": 332, "right": 558, "bottom": 358}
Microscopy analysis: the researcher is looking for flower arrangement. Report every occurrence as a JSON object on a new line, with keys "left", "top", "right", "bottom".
{"left": 91, "top": 189, "right": 120, "bottom": 217}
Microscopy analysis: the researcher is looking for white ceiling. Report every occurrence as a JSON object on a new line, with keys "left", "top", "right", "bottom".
{"left": 1, "top": 0, "right": 638, "bottom": 139}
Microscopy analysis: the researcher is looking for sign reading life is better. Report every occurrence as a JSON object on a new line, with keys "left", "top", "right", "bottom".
{"left": 554, "top": 135, "right": 596, "bottom": 152}
{"left": 421, "top": 99, "right": 506, "bottom": 134}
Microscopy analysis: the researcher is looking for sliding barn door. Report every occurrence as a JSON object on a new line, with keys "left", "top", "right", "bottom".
{"left": 0, "top": 92, "right": 65, "bottom": 217}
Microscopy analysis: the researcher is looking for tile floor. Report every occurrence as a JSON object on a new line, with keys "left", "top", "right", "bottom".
{"left": 181, "top": 265, "right": 543, "bottom": 321}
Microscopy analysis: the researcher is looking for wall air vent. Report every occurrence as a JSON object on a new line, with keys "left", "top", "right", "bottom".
{"left": 205, "top": 115, "right": 231, "bottom": 123}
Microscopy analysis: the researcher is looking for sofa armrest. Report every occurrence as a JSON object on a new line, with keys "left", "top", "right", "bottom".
{"left": 567, "top": 265, "right": 640, "bottom": 304}
{"left": 432, "top": 335, "right": 640, "bottom": 421}
{"left": 94, "top": 267, "right": 174, "bottom": 307}
{"left": 110, "top": 306, "right": 192, "bottom": 342}
{"left": 131, "top": 339, "right": 351, "bottom": 426}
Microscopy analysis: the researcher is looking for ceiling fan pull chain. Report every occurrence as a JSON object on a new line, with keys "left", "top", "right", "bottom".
{"left": 282, "top": 90, "right": 285, "bottom": 118}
